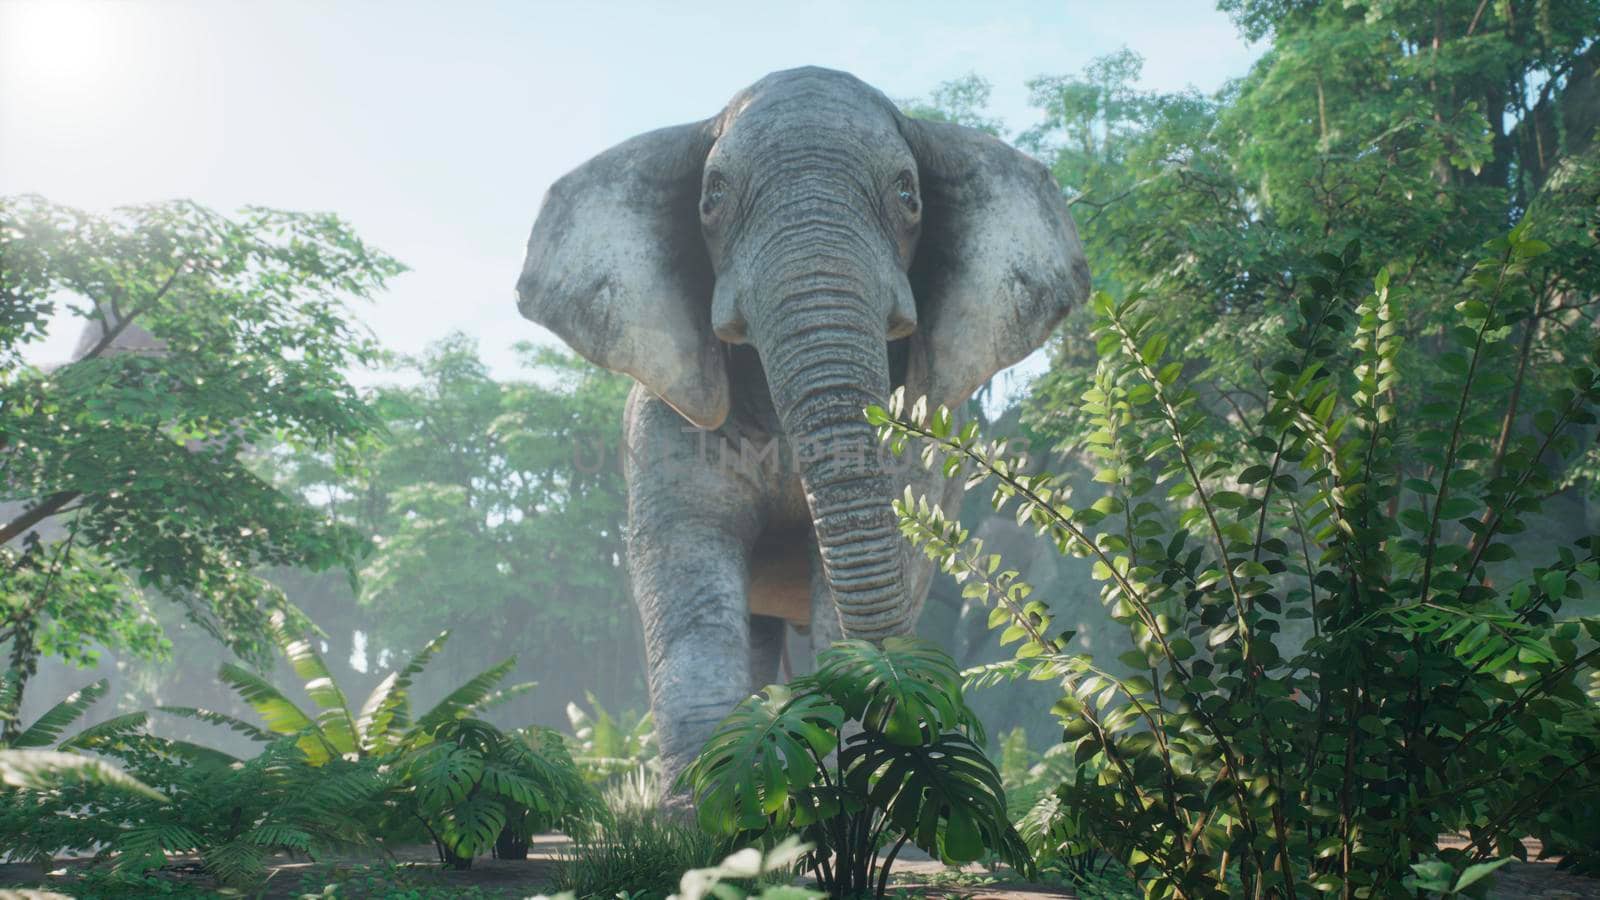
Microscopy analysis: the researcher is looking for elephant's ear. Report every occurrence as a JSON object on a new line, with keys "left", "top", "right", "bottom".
{"left": 516, "top": 120, "right": 728, "bottom": 429}
{"left": 897, "top": 116, "right": 1090, "bottom": 411}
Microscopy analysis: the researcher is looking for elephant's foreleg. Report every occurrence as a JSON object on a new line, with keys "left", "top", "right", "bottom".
{"left": 633, "top": 518, "right": 755, "bottom": 784}
{"left": 748, "top": 614, "right": 786, "bottom": 691}
{"left": 625, "top": 391, "right": 766, "bottom": 786}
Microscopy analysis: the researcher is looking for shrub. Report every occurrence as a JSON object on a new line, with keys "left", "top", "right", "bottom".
{"left": 0, "top": 676, "right": 380, "bottom": 886}
{"left": 681, "top": 637, "right": 1029, "bottom": 899}
{"left": 873, "top": 227, "right": 1600, "bottom": 898}
{"left": 552, "top": 803, "right": 741, "bottom": 899}
{"left": 0, "top": 615, "right": 599, "bottom": 888}
{"left": 187, "top": 615, "right": 597, "bottom": 870}
{"left": 564, "top": 691, "right": 656, "bottom": 784}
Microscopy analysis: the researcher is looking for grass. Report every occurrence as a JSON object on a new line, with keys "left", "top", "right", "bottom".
{"left": 550, "top": 803, "right": 740, "bottom": 900}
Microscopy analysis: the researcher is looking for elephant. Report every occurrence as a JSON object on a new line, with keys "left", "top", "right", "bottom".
{"left": 515, "top": 66, "right": 1089, "bottom": 778}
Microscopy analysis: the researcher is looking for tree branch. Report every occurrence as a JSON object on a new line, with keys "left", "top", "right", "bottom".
{"left": 0, "top": 491, "right": 80, "bottom": 547}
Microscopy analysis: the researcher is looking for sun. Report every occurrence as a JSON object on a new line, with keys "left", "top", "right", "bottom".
{"left": 0, "top": 0, "right": 123, "bottom": 118}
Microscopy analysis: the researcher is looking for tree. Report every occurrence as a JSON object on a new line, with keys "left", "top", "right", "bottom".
{"left": 0, "top": 196, "right": 402, "bottom": 730}
{"left": 1020, "top": 7, "right": 1599, "bottom": 510}
{"left": 897, "top": 73, "right": 1005, "bottom": 137}
{"left": 276, "top": 335, "right": 637, "bottom": 723}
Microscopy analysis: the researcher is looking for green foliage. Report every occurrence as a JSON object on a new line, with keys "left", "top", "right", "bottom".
{"left": 551, "top": 804, "right": 744, "bottom": 900}
{"left": 669, "top": 837, "right": 819, "bottom": 900}
{"left": 267, "top": 335, "right": 640, "bottom": 728}
{"left": 874, "top": 228, "right": 1600, "bottom": 898}
{"left": 1, "top": 195, "right": 401, "bottom": 730}
{"left": 988, "top": 729, "right": 1111, "bottom": 881}
{"left": 1, "top": 685, "right": 382, "bottom": 886}
{"left": 316, "top": 336, "right": 631, "bottom": 655}
{"left": 0, "top": 675, "right": 163, "bottom": 801}
{"left": 564, "top": 691, "right": 657, "bottom": 783}
{"left": 682, "top": 637, "right": 1028, "bottom": 899}
{"left": 190, "top": 613, "right": 596, "bottom": 871}
{"left": 1, "top": 613, "right": 598, "bottom": 887}
{"left": 1015, "top": 8, "right": 1600, "bottom": 487}
{"left": 897, "top": 73, "right": 1004, "bottom": 136}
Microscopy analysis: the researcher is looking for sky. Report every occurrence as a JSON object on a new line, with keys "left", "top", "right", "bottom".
{"left": 1, "top": 0, "right": 1262, "bottom": 395}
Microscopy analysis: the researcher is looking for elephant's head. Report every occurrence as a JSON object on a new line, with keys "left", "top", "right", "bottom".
{"left": 516, "top": 67, "right": 1089, "bottom": 640}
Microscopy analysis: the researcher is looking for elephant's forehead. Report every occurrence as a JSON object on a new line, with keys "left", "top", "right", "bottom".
{"left": 716, "top": 68, "right": 903, "bottom": 148}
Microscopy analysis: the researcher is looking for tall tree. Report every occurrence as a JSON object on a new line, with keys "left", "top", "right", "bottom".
{"left": 0, "top": 197, "right": 401, "bottom": 730}
{"left": 1022, "top": 6, "right": 1600, "bottom": 487}
{"left": 276, "top": 335, "right": 639, "bottom": 723}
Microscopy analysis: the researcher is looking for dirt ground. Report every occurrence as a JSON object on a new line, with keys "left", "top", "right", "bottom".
{"left": 2, "top": 836, "right": 1596, "bottom": 899}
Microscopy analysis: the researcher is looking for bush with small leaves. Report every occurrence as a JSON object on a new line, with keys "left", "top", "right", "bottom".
{"left": 871, "top": 225, "right": 1600, "bottom": 898}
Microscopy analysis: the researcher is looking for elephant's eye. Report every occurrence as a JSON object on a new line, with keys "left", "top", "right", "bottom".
{"left": 895, "top": 172, "right": 919, "bottom": 213}
{"left": 701, "top": 174, "right": 728, "bottom": 217}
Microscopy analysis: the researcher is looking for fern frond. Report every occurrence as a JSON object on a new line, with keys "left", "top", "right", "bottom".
{"left": 9, "top": 679, "right": 108, "bottom": 748}
{"left": 0, "top": 749, "right": 164, "bottom": 799}
{"left": 114, "top": 823, "right": 203, "bottom": 874}
{"left": 203, "top": 838, "right": 268, "bottom": 885}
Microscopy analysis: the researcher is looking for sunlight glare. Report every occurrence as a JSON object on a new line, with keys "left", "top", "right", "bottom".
{"left": 0, "top": 0, "right": 121, "bottom": 113}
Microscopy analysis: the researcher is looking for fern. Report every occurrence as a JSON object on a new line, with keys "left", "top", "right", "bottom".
{"left": 5, "top": 679, "right": 108, "bottom": 749}
{"left": 0, "top": 748, "right": 162, "bottom": 798}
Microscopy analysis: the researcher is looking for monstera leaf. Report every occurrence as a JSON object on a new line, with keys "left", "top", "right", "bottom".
{"left": 681, "top": 683, "right": 844, "bottom": 834}
{"left": 813, "top": 638, "right": 979, "bottom": 746}
{"left": 840, "top": 730, "right": 1030, "bottom": 871}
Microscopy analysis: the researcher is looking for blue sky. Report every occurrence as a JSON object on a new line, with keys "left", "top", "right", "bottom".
{"left": 1, "top": 0, "right": 1261, "bottom": 388}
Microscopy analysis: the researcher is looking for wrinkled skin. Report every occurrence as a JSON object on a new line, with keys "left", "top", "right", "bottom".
{"left": 516, "top": 67, "right": 1089, "bottom": 777}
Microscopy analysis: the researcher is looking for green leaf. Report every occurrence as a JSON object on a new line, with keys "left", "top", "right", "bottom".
{"left": 1453, "top": 857, "right": 1512, "bottom": 892}
{"left": 682, "top": 684, "right": 843, "bottom": 834}
{"left": 840, "top": 730, "right": 1031, "bottom": 873}
{"left": 0, "top": 748, "right": 165, "bottom": 799}
{"left": 217, "top": 663, "right": 327, "bottom": 763}
{"left": 813, "top": 638, "right": 973, "bottom": 746}
{"left": 358, "top": 631, "right": 449, "bottom": 754}
{"left": 413, "top": 656, "right": 519, "bottom": 736}
{"left": 8, "top": 679, "right": 107, "bottom": 749}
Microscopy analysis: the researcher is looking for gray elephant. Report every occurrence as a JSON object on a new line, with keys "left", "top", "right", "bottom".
{"left": 515, "top": 66, "right": 1088, "bottom": 777}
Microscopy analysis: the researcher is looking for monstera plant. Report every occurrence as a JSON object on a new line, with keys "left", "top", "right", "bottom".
{"left": 680, "top": 637, "right": 1029, "bottom": 899}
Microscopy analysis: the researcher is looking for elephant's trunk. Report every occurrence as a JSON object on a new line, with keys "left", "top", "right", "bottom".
{"left": 750, "top": 274, "right": 908, "bottom": 642}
